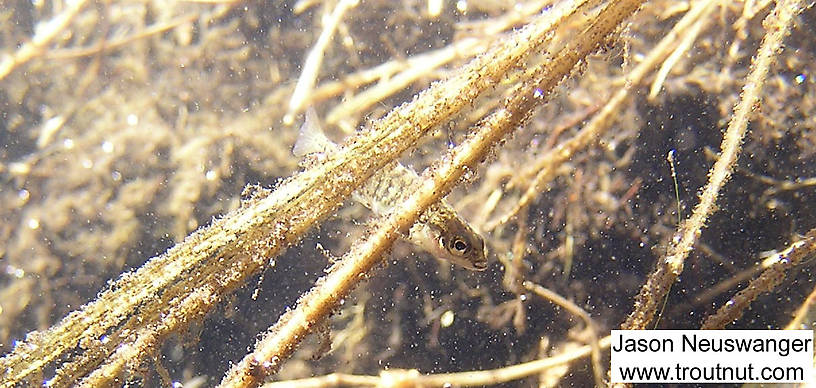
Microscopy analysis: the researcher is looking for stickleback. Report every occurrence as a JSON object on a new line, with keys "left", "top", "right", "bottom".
{"left": 294, "top": 109, "right": 487, "bottom": 271}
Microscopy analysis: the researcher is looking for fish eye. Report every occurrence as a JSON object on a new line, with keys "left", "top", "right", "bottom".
{"left": 449, "top": 238, "right": 470, "bottom": 255}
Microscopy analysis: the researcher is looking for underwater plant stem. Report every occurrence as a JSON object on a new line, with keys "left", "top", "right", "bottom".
{"left": 260, "top": 335, "right": 612, "bottom": 387}
{"left": 286, "top": 0, "right": 359, "bottom": 124}
{"left": 324, "top": 37, "right": 482, "bottom": 127}
{"left": 648, "top": 8, "right": 710, "bottom": 100}
{"left": 0, "top": 0, "right": 89, "bottom": 81}
{"left": 219, "top": 1, "right": 646, "bottom": 386}
{"left": 524, "top": 282, "right": 604, "bottom": 387}
{"left": 0, "top": 2, "right": 575, "bottom": 386}
{"left": 322, "top": 0, "right": 555, "bottom": 128}
{"left": 487, "top": 0, "right": 718, "bottom": 231}
{"left": 702, "top": 228, "right": 816, "bottom": 329}
{"left": 621, "top": 0, "right": 807, "bottom": 331}
{"left": 786, "top": 276, "right": 816, "bottom": 330}
{"left": 418, "top": 336, "right": 612, "bottom": 386}
{"left": 45, "top": 14, "right": 198, "bottom": 60}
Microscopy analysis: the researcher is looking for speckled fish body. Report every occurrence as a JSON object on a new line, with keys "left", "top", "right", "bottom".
{"left": 294, "top": 109, "right": 487, "bottom": 271}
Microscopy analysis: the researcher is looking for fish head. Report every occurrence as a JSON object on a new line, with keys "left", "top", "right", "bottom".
{"left": 433, "top": 218, "right": 488, "bottom": 271}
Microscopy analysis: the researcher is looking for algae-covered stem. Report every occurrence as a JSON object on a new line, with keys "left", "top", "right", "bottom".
{"left": 702, "top": 228, "right": 816, "bottom": 330}
{"left": 486, "top": 0, "right": 720, "bottom": 232}
{"left": 219, "top": 0, "right": 647, "bottom": 386}
{"left": 620, "top": 0, "right": 808, "bottom": 332}
{"left": 0, "top": 0, "right": 89, "bottom": 81}
{"left": 0, "top": 1, "right": 579, "bottom": 386}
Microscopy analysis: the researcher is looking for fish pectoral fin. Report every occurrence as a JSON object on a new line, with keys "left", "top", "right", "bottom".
{"left": 310, "top": 320, "right": 332, "bottom": 360}
{"left": 293, "top": 107, "right": 334, "bottom": 157}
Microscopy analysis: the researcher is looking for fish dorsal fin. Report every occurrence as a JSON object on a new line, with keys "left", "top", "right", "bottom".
{"left": 293, "top": 107, "right": 335, "bottom": 157}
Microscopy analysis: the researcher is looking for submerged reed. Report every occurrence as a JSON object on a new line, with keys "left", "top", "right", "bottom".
{"left": 0, "top": 0, "right": 813, "bottom": 386}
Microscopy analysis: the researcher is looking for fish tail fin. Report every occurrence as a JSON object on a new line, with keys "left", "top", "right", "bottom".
{"left": 293, "top": 107, "right": 334, "bottom": 157}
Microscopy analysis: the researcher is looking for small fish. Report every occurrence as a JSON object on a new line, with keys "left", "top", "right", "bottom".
{"left": 294, "top": 108, "right": 488, "bottom": 271}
